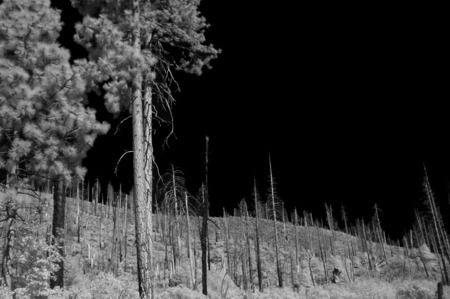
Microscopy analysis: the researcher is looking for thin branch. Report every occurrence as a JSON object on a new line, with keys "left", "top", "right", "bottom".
{"left": 208, "top": 218, "right": 221, "bottom": 230}
{"left": 152, "top": 154, "right": 163, "bottom": 188}
{"left": 114, "top": 115, "right": 132, "bottom": 135}
{"left": 114, "top": 150, "right": 134, "bottom": 175}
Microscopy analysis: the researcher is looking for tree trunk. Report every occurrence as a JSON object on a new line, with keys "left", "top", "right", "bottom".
{"left": 111, "top": 191, "right": 118, "bottom": 271}
{"left": 341, "top": 205, "right": 349, "bottom": 235}
{"left": 172, "top": 166, "right": 181, "bottom": 266}
{"left": 254, "top": 181, "right": 263, "bottom": 292}
{"left": 437, "top": 282, "right": 444, "bottom": 299}
{"left": 308, "top": 253, "right": 315, "bottom": 286}
{"left": 240, "top": 202, "right": 248, "bottom": 291}
{"left": 204, "top": 136, "right": 211, "bottom": 273}
{"left": 94, "top": 179, "right": 98, "bottom": 216}
{"left": 269, "top": 155, "right": 283, "bottom": 288}
{"left": 318, "top": 228, "right": 329, "bottom": 284}
{"left": 143, "top": 65, "right": 155, "bottom": 295}
{"left": 201, "top": 184, "right": 208, "bottom": 295}
{"left": 241, "top": 245, "right": 248, "bottom": 291}
{"left": 99, "top": 201, "right": 102, "bottom": 249}
{"left": 224, "top": 209, "right": 231, "bottom": 275}
{"left": 244, "top": 204, "right": 253, "bottom": 290}
{"left": 50, "top": 177, "right": 65, "bottom": 289}
{"left": 201, "top": 136, "right": 210, "bottom": 295}
{"left": 123, "top": 193, "right": 128, "bottom": 261}
{"left": 76, "top": 180, "right": 81, "bottom": 243}
{"left": 77, "top": 185, "right": 83, "bottom": 244}
{"left": 294, "top": 209, "right": 299, "bottom": 281}
{"left": 424, "top": 168, "right": 450, "bottom": 284}
{"left": 194, "top": 216, "right": 199, "bottom": 289}
{"left": 131, "top": 0, "right": 152, "bottom": 296}
{"left": 1, "top": 217, "right": 14, "bottom": 290}
{"left": 374, "top": 204, "right": 388, "bottom": 265}
{"left": 415, "top": 229, "right": 430, "bottom": 278}
{"left": 185, "top": 192, "right": 195, "bottom": 289}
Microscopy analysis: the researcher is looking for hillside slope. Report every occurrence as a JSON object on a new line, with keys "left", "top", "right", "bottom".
{"left": 0, "top": 189, "right": 448, "bottom": 298}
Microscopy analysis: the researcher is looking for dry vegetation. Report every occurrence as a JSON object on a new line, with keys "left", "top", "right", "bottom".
{"left": 0, "top": 185, "right": 449, "bottom": 298}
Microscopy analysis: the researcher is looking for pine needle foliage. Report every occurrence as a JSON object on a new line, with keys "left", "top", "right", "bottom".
{"left": 71, "top": 0, "right": 220, "bottom": 115}
{"left": 0, "top": 0, "right": 109, "bottom": 187}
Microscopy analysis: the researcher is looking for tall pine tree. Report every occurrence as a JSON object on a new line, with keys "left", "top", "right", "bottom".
{"left": 0, "top": 0, "right": 109, "bottom": 288}
{"left": 71, "top": 1, "right": 219, "bottom": 297}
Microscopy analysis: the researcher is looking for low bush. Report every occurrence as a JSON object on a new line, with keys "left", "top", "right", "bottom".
{"left": 394, "top": 280, "right": 437, "bottom": 299}
{"left": 155, "top": 286, "right": 207, "bottom": 299}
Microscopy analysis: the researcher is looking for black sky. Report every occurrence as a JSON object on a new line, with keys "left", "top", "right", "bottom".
{"left": 55, "top": 1, "right": 449, "bottom": 240}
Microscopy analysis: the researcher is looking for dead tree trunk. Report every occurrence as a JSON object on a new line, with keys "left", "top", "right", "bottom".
{"left": 294, "top": 209, "right": 299, "bottom": 279}
{"left": 373, "top": 204, "right": 388, "bottom": 265}
{"left": 123, "top": 193, "right": 128, "bottom": 262}
{"left": 50, "top": 177, "right": 66, "bottom": 289}
{"left": 239, "top": 201, "right": 248, "bottom": 291}
{"left": 1, "top": 200, "right": 18, "bottom": 290}
{"left": 172, "top": 166, "right": 181, "bottom": 266}
{"left": 269, "top": 155, "right": 283, "bottom": 288}
{"left": 76, "top": 180, "right": 81, "bottom": 243}
{"left": 201, "top": 184, "right": 208, "bottom": 295}
{"left": 201, "top": 136, "right": 210, "bottom": 295}
{"left": 185, "top": 192, "right": 195, "bottom": 289}
{"left": 437, "top": 281, "right": 444, "bottom": 299}
{"left": 223, "top": 208, "right": 231, "bottom": 275}
{"left": 414, "top": 211, "right": 430, "bottom": 278}
{"left": 424, "top": 167, "right": 450, "bottom": 284}
{"left": 318, "top": 228, "right": 329, "bottom": 284}
{"left": 253, "top": 184, "right": 263, "bottom": 292}
{"left": 244, "top": 203, "right": 253, "bottom": 290}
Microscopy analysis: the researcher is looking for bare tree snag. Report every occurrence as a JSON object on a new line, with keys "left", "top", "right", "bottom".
{"left": 201, "top": 184, "right": 208, "bottom": 295}
{"left": 424, "top": 166, "right": 450, "bottom": 284}
{"left": 50, "top": 177, "right": 65, "bottom": 289}
{"left": 185, "top": 192, "right": 196, "bottom": 289}
{"left": 223, "top": 208, "right": 231, "bottom": 275}
{"left": 254, "top": 180, "right": 263, "bottom": 292}
{"left": 244, "top": 202, "right": 253, "bottom": 290}
{"left": 269, "top": 155, "right": 283, "bottom": 288}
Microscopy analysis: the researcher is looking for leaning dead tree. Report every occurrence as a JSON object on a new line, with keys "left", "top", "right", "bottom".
{"left": 423, "top": 166, "right": 450, "bottom": 285}
{"left": 269, "top": 155, "right": 283, "bottom": 288}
